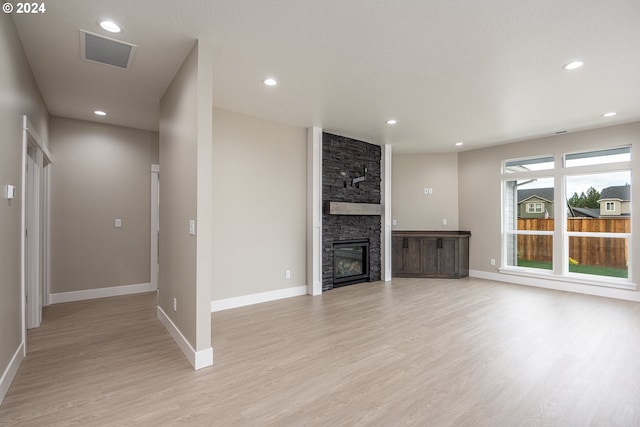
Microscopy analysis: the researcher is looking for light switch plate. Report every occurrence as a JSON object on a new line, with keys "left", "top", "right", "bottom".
{"left": 189, "top": 220, "right": 196, "bottom": 235}
{"left": 115, "top": 218, "right": 122, "bottom": 228}
{"left": 5, "top": 185, "right": 16, "bottom": 199}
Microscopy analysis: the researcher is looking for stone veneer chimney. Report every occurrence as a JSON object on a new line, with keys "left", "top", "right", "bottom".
{"left": 322, "top": 133, "right": 382, "bottom": 290}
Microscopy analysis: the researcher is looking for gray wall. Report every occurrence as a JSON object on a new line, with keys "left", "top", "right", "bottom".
{"left": 159, "top": 44, "right": 198, "bottom": 346}
{"left": 49, "top": 117, "right": 158, "bottom": 293}
{"left": 392, "top": 153, "right": 459, "bottom": 230}
{"left": 211, "top": 108, "right": 307, "bottom": 300}
{"left": 159, "top": 41, "right": 213, "bottom": 354}
{"left": 0, "top": 13, "right": 49, "bottom": 398}
{"left": 459, "top": 122, "right": 640, "bottom": 276}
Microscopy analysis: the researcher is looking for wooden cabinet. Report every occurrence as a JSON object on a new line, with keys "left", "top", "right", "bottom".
{"left": 392, "top": 231, "right": 470, "bottom": 278}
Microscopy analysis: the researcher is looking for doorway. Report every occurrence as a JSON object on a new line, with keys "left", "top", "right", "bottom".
{"left": 151, "top": 164, "right": 159, "bottom": 291}
{"left": 22, "top": 116, "right": 51, "bottom": 333}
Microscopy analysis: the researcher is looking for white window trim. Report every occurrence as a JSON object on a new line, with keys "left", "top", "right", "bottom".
{"left": 526, "top": 202, "right": 543, "bottom": 213}
{"left": 502, "top": 148, "right": 633, "bottom": 288}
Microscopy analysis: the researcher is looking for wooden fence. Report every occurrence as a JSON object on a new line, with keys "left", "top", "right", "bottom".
{"left": 517, "top": 218, "right": 630, "bottom": 268}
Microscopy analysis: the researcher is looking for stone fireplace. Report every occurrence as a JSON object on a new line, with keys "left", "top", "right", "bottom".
{"left": 322, "top": 133, "right": 381, "bottom": 290}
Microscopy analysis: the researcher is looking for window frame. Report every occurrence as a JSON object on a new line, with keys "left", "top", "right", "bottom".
{"left": 526, "top": 202, "right": 544, "bottom": 213}
{"left": 501, "top": 147, "right": 633, "bottom": 288}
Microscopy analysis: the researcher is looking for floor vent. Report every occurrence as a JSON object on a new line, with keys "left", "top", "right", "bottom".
{"left": 80, "top": 30, "right": 137, "bottom": 70}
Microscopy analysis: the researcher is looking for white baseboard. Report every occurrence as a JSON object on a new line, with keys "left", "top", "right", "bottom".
{"left": 0, "top": 341, "right": 25, "bottom": 406}
{"left": 50, "top": 282, "right": 156, "bottom": 304}
{"left": 470, "top": 269, "right": 640, "bottom": 302}
{"left": 211, "top": 285, "right": 308, "bottom": 312}
{"left": 156, "top": 306, "right": 213, "bottom": 370}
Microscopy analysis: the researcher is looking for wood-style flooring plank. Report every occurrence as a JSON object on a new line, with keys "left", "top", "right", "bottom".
{"left": 1, "top": 278, "right": 640, "bottom": 426}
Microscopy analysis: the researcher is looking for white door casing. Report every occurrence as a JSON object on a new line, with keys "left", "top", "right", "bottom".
{"left": 151, "top": 164, "right": 159, "bottom": 291}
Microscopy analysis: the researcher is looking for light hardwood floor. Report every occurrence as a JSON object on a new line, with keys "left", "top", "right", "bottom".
{"left": 2, "top": 277, "right": 640, "bottom": 426}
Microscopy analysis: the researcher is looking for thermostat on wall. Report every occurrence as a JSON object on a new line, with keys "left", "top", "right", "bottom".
{"left": 5, "top": 185, "right": 16, "bottom": 200}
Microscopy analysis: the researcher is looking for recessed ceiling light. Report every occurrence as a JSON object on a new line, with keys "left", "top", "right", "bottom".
{"left": 263, "top": 78, "right": 277, "bottom": 86}
{"left": 99, "top": 20, "right": 121, "bottom": 33}
{"left": 602, "top": 112, "right": 617, "bottom": 118}
{"left": 94, "top": 110, "right": 107, "bottom": 116}
{"left": 563, "top": 61, "right": 584, "bottom": 70}
{"left": 455, "top": 142, "right": 464, "bottom": 146}
{"left": 386, "top": 119, "right": 397, "bottom": 125}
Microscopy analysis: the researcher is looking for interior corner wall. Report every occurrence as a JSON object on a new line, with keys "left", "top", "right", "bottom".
{"left": 159, "top": 43, "right": 199, "bottom": 348}
{"left": 48, "top": 117, "right": 158, "bottom": 294}
{"left": 0, "top": 13, "right": 49, "bottom": 403}
{"left": 458, "top": 121, "right": 640, "bottom": 279}
{"left": 392, "top": 153, "right": 459, "bottom": 230}
{"left": 211, "top": 108, "right": 307, "bottom": 300}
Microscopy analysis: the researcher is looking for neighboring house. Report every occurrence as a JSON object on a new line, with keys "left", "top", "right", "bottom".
{"left": 517, "top": 188, "right": 554, "bottom": 219}
{"left": 599, "top": 184, "right": 631, "bottom": 217}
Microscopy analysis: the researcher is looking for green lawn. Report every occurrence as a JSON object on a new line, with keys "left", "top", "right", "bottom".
{"left": 517, "top": 259, "right": 628, "bottom": 278}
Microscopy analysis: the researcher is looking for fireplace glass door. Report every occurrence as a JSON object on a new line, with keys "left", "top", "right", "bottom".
{"left": 333, "top": 240, "right": 369, "bottom": 286}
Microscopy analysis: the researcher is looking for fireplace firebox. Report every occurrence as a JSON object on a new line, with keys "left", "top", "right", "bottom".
{"left": 333, "top": 239, "right": 370, "bottom": 287}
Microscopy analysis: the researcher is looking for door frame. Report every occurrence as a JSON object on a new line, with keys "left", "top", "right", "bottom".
{"left": 21, "top": 116, "right": 52, "bottom": 339}
{"left": 151, "top": 164, "right": 159, "bottom": 291}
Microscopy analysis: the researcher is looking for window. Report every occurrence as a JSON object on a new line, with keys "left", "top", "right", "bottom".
{"left": 503, "top": 147, "right": 632, "bottom": 284}
{"left": 504, "top": 174, "right": 554, "bottom": 271}
{"left": 565, "top": 147, "right": 630, "bottom": 168}
{"left": 566, "top": 170, "right": 631, "bottom": 279}
{"left": 504, "top": 156, "right": 554, "bottom": 173}
{"left": 526, "top": 203, "right": 543, "bottom": 213}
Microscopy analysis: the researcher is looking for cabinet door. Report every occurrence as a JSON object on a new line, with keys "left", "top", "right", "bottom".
{"left": 403, "top": 238, "right": 423, "bottom": 274}
{"left": 439, "top": 238, "right": 459, "bottom": 276}
{"left": 392, "top": 237, "right": 422, "bottom": 274}
{"left": 392, "top": 237, "right": 405, "bottom": 274}
{"left": 422, "top": 238, "right": 439, "bottom": 275}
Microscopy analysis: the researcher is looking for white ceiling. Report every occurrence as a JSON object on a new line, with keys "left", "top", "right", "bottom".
{"left": 12, "top": 0, "right": 640, "bottom": 153}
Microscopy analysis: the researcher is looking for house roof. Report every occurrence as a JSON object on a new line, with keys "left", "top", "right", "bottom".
{"left": 599, "top": 185, "right": 631, "bottom": 201}
{"left": 570, "top": 207, "right": 600, "bottom": 218}
{"left": 517, "top": 188, "right": 554, "bottom": 204}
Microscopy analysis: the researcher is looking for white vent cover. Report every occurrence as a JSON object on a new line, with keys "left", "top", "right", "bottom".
{"left": 80, "top": 30, "right": 137, "bottom": 70}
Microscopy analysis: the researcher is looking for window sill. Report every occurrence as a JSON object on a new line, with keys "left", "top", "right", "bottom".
{"left": 498, "top": 267, "right": 637, "bottom": 291}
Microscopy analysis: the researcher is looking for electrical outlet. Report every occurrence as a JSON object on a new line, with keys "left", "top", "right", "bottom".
{"left": 115, "top": 218, "right": 122, "bottom": 228}
{"left": 392, "top": 219, "right": 397, "bottom": 226}
{"left": 442, "top": 219, "right": 448, "bottom": 226}
{"left": 285, "top": 270, "right": 291, "bottom": 279}
{"left": 173, "top": 297, "right": 177, "bottom": 311}
{"left": 490, "top": 258, "right": 496, "bottom": 266}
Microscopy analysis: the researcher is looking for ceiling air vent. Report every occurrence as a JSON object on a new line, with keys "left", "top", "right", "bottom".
{"left": 80, "top": 30, "right": 137, "bottom": 70}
